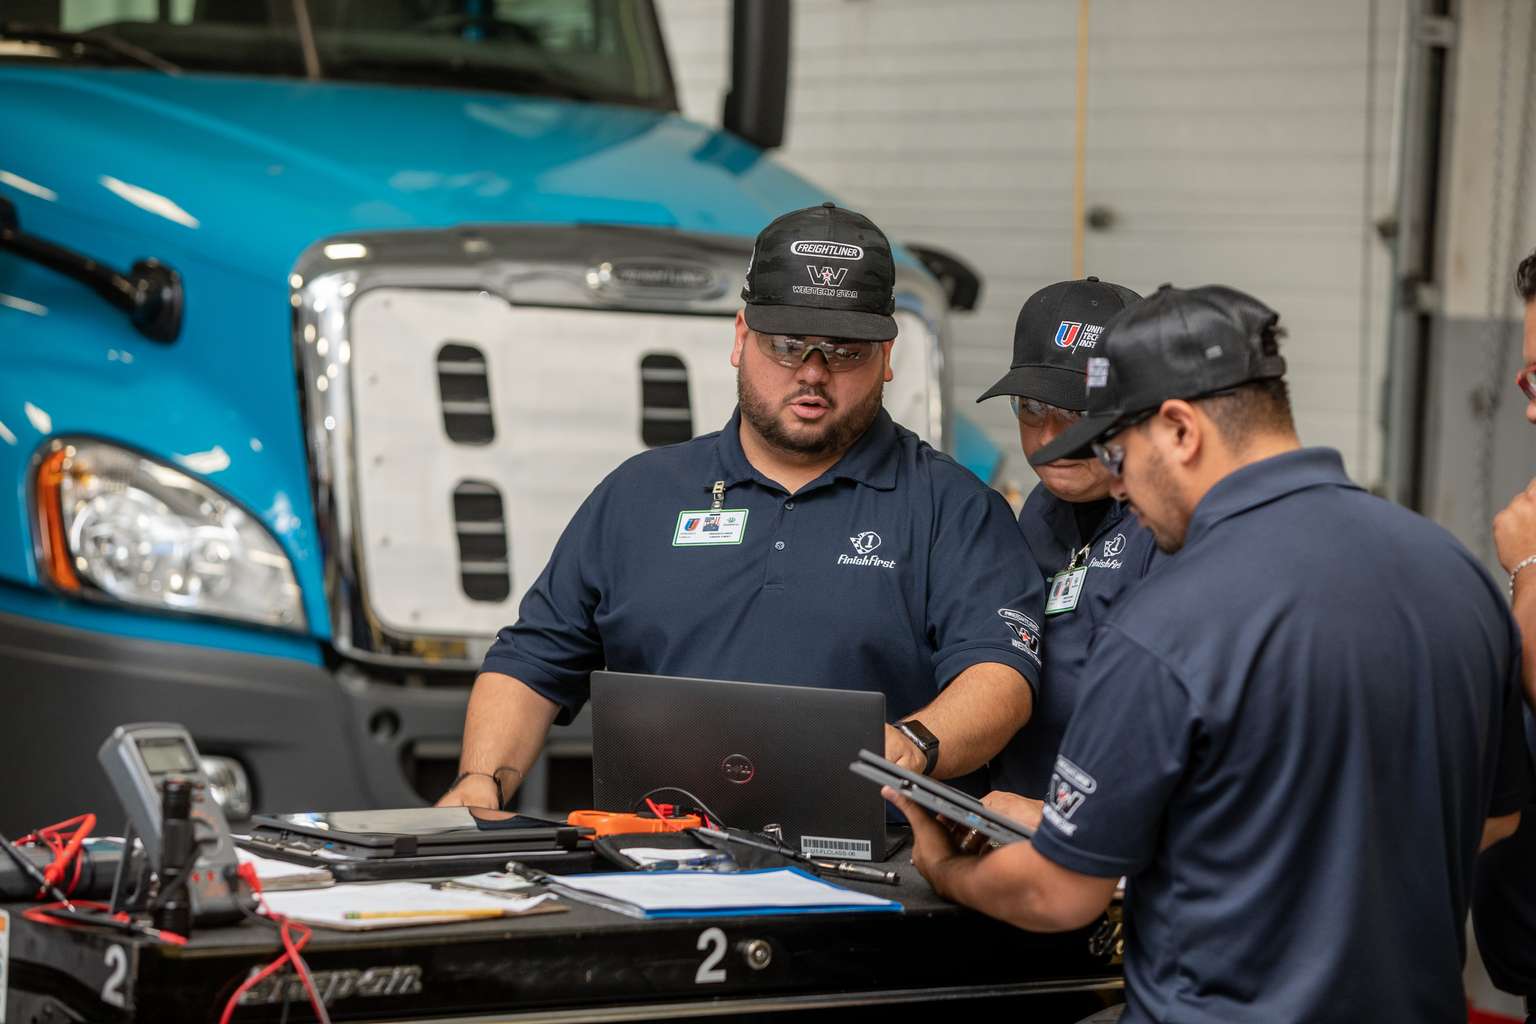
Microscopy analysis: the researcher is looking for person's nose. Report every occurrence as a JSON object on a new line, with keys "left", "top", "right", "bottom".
{"left": 796, "top": 349, "right": 832, "bottom": 385}
{"left": 1038, "top": 413, "right": 1068, "bottom": 446}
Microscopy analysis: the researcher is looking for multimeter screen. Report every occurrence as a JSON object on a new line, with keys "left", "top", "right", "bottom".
{"left": 138, "top": 737, "right": 199, "bottom": 775}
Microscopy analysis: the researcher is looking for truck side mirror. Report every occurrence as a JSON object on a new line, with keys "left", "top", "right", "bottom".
{"left": 0, "top": 196, "right": 183, "bottom": 343}
{"left": 906, "top": 244, "right": 984, "bottom": 312}
{"left": 722, "top": 0, "right": 790, "bottom": 150}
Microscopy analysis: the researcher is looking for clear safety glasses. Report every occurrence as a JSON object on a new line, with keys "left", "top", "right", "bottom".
{"left": 755, "top": 333, "right": 879, "bottom": 372}
{"left": 1009, "top": 396, "right": 1084, "bottom": 427}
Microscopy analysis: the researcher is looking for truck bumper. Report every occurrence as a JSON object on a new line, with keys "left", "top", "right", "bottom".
{"left": 0, "top": 611, "right": 470, "bottom": 834}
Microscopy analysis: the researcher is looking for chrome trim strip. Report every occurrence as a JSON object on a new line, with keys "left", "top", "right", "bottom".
{"left": 292, "top": 224, "right": 949, "bottom": 668}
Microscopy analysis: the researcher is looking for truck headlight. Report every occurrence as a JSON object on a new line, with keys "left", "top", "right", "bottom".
{"left": 33, "top": 440, "right": 305, "bottom": 630}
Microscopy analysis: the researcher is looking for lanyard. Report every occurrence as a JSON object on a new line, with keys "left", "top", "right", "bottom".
{"left": 1063, "top": 543, "right": 1090, "bottom": 574}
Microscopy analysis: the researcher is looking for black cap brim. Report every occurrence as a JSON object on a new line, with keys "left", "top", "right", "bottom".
{"left": 976, "top": 364, "right": 1089, "bottom": 409}
{"left": 744, "top": 303, "right": 898, "bottom": 342}
{"left": 1027, "top": 412, "right": 1122, "bottom": 466}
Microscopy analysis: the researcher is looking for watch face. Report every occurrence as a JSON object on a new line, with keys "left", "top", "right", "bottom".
{"left": 901, "top": 720, "right": 939, "bottom": 750}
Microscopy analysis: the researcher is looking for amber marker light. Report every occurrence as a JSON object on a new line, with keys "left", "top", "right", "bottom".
{"left": 34, "top": 447, "right": 80, "bottom": 593}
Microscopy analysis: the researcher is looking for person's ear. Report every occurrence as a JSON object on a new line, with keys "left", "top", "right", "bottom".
{"left": 731, "top": 310, "right": 749, "bottom": 368}
{"left": 1157, "top": 400, "right": 1203, "bottom": 468}
{"left": 881, "top": 340, "right": 895, "bottom": 382}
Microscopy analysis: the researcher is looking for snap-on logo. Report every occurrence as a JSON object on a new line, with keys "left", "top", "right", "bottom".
{"left": 722, "top": 754, "right": 756, "bottom": 784}
{"left": 790, "top": 240, "right": 863, "bottom": 260}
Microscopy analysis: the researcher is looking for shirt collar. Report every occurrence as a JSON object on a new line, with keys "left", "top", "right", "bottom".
{"left": 1029, "top": 484, "right": 1133, "bottom": 549}
{"left": 1183, "top": 447, "right": 1360, "bottom": 549}
{"left": 709, "top": 407, "right": 902, "bottom": 497}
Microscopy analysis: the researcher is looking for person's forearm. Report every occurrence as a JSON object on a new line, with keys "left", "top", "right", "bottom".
{"left": 1514, "top": 579, "right": 1536, "bottom": 713}
{"left": 906, "top": 662, "right": 1032, "bottom": 778}
{"left": 929, "top": 841, "right": 1108, "bottom": 932}
{"left": 454, "top": 671, "right": 560, "bottom": 801}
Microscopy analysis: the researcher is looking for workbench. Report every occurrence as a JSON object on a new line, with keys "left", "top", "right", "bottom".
{"left": 1, "top": 858, "right": 1124, "bottom": 1022}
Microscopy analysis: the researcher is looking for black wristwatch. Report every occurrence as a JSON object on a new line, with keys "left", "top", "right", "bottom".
{"left": 895, "top": 719, "right": 941, "bottom": 775}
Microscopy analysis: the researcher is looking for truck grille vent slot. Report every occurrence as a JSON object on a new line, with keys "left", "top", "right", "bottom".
{"left": 437, "top": 343, "right": 495, "bottom": 445}
{"left": 640, "top": 353, "right": 692, "bottom": 447}
{"left": 452, "top": 480, "right": 510, "bottom": 603}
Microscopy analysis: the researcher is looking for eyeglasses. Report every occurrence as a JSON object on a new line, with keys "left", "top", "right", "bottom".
{"left": 755, "top": 333, "right": 878, "bottom": 372}
{"left": 1088, "top": 410, "right": 1157, "bottom": 476}
{"left": 1009, "top": 396, "right": 1084, "bottom": 426}
{"left": 1517, "top": 364, "right": 1536, "bottom": 402}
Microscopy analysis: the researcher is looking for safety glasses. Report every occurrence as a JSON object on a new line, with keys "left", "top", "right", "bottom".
{"left": 755, "top": 333, "right": 879, "bottom": 372}
{"left": 1517, "top": 364, "right": 1536, "bottom": 402}
{"left": 1089, "top": 410, "right": 1157, "bottom": 476}
{"left": 1009, "top": 396, "right": 1084, "bottom": 427}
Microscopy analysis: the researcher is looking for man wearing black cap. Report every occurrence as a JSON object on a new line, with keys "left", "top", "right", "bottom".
{"left": 889, "top": 284, "right": 1532, "bottom": 1023}
{"left": 441, "top": 203, "right": 1044, "bottom": 812}
{"left": 974, "top": 278, "right": 1158, "bottom": 818}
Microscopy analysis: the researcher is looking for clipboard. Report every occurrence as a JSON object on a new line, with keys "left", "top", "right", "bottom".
{"left": 848, "top": 749, "right": 1034, "bottom": 846}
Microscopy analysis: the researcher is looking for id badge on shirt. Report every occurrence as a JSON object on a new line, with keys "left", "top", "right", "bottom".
{"left": 1046, "top": 565, "right": 1087, "bottom": 615}
{"left": 673, "top": 508, "right": 749, "bottom": 546}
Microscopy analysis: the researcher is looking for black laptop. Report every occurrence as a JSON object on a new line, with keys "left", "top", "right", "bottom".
{"left": 591, "top": 672, "right": 896, "bottom": 861}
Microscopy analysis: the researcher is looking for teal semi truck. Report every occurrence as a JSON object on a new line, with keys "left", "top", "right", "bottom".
{"left": 0, "top": 0, "right": 976, "bottom": 831}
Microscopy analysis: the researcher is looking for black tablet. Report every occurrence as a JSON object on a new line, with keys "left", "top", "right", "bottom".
{"left": 250, "top": 807, "right": 583, "bottom": 858}
{"left": 849, "top": 750, "right": 1034, "bottom": 846}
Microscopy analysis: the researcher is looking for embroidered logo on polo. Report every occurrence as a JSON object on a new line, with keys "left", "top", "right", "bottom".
{"left": 1088, "top": 532, "right": 1126, "bottom": 571}
{"left": 1043, "top": 756, "right": 1098, "bottom": 837}
{"left": 839, "top": 530, "right": 894, "bottom": 568}
{"left": 806, "top": 265, "right": 850, "bottom": 288}
{"left": 997, "top": 608, "right": 1042, "bottom": 664}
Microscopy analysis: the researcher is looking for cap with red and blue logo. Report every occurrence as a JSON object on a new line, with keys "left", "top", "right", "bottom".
{"left": 976, "top": 276, "right": 1142, "bottom": 410}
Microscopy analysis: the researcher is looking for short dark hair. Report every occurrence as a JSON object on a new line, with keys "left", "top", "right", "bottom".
{"left": 1518, "top": 247, "right": 1536, "bottom": 302}
{"left": 1199, "top": 379, "right": 1296, "bottom": 448}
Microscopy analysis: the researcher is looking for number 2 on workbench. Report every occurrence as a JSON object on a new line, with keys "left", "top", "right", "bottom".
{"left": 695, "top": 927, "right": 727, "bottom": 984}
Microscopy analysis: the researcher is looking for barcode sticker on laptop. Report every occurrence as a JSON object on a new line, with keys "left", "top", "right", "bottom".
{"left": 800, "top": 835, "right": 873, "bottom": 861}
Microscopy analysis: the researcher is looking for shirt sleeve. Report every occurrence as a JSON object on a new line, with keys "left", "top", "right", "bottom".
{"left": 479, "top": 485, "right": 608, "bottom": 725}
{"left": 925, "top": 484, "right": 1045, "bottom": 697}
{"left": 1488, "top": 615, "right": 1535, "bottom": 817}
{"left": 1030, "top": 624, "right": 1199, "bottom": 877}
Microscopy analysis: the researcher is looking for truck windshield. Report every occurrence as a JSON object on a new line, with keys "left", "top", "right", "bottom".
{"left": 0, "top": 0, "right": 675, "bottom": 110}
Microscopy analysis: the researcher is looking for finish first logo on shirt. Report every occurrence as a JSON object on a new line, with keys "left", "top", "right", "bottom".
{"left": 838, "top": 531, "right": 895, "bottom": 568}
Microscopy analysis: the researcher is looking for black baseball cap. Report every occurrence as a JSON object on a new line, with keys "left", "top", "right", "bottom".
{"left": 1029, "top": 284, "right": 1288, "bottom": 466}
{"left": 741, "top": 202, "right": 898, "bottom": 341}
{"left": 976, "top": 276, "right": 1142, "bottom": 410}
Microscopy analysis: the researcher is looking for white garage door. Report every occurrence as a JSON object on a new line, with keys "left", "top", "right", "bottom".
{"left": 658, "top": 0, "right": 1403, "bottom": 490}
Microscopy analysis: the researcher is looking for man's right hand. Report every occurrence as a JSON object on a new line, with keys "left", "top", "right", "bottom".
{"left": 435, "top": 774, "right": 501, "bottom": 809}
{"left": 1494, "top": 477, "right": 1536, "bottom": 573}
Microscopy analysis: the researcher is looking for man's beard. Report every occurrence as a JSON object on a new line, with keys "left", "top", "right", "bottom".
{"left": 1135, "top": 446, "right": 1188, "bottom": 554}
{"left": 737, "top": 372, "right": 884, "bottom": 460}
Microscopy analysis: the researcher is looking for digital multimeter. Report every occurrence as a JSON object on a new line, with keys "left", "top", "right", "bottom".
{"left": 97, "top": 722, "right": 246, "bottom": 924}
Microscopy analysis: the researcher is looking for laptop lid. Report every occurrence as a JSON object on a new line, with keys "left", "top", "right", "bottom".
{"left": 591, "top": 671, "right": 888, "bottom": 861}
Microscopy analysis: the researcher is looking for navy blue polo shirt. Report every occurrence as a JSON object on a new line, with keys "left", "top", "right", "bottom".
{"left": 989, "top": 485, "right": 1157, "bottom": 798}
{"left": 1031, "top": 448, "right": 1533, "bottom": 1024}
{"left": 1473, "top": 710, "right": 1536, "bottom": 1003}
{"left": 482, "top": 408, "right": 1044, "bottom": 734}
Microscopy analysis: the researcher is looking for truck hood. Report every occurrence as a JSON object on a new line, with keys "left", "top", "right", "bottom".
{"left": 0, "top": 68, "right": 832, "bottom": 277}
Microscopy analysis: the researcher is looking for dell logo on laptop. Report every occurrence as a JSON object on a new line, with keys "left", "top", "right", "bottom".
{"left": 721, "top": 753, "right": 756, "bottom": 784}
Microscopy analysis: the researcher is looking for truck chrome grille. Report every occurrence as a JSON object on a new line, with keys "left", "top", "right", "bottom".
{"left": 639, "top": 353, "right": 692, "bottom": 446}
{"left": 437, "top": 343, "right": 495, "bottom": 445}
{"left": 452, "top": 481, "right": 511, "bottom": 602}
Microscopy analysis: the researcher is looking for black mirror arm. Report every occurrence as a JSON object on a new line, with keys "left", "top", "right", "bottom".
{"left": 0, "top": 198, "right": 182, "bottom": 343}
{"left": 906, "top": 244, "right": 984, "bottom": 313}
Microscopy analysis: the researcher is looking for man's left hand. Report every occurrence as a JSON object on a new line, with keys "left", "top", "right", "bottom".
{"left": 883, "top": 786, "right": 968, "bottom": 895}
{"left": 1494, "top": 478, "right": 1536, "bottom": 573}
{"left": 883, "top": 723, "right": 926, "bottom": 773}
